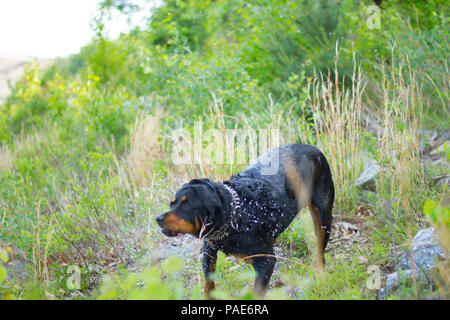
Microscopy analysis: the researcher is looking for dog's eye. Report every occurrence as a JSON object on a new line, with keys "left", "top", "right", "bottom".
{"left": 182, "top": 202, "right": 189, "bottom": 208}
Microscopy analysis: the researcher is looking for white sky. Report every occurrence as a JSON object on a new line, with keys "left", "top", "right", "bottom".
{"left": 0, "top": 0, "right": 153, "bottom": 60}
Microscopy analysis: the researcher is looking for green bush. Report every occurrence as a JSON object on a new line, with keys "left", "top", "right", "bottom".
{"left": 0, "top": 0, "right": 447, "bottom": 300}
{"left": 97, "top": 257, "right": 196, "bottom": 300}
{"left": 0, "top": 248, "right": 16, "bottom": 300}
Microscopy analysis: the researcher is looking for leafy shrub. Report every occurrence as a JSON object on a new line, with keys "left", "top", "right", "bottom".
{"left": 97, "top": 256, "right": 197, "bottom": 299}
{"left": 0, "top": 248, "right": 16, "bottom": 300}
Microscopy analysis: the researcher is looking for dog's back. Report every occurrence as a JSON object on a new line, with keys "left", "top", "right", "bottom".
{"left": 229, "top": 143, "right": 334, "bottom": 242}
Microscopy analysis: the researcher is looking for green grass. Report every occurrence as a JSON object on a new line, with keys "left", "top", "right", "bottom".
{"left": 0, "top": 0, "right": 448, "bottom": 300}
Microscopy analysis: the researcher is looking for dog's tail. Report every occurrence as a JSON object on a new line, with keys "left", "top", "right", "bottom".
{"left": 284, "top": 156, "right": 313, "bottom": 210}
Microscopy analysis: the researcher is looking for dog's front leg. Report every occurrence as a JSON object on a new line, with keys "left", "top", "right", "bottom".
{"left": 201, "top": 243, "right": 218, "bottom": 299}
{"left": 251, "top": 254, "right": 276, "bottom": 297}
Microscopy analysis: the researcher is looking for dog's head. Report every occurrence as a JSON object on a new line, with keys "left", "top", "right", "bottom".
{"left": 156, "top": 179, "right": 226, "bottom": 238}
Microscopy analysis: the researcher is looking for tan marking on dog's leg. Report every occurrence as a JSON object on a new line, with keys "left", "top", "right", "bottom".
{"left": 309, "top": 204, "right": 325, "bottom": 272}
{"left": 204, "top": 258, "right": 216, "bottom": 300}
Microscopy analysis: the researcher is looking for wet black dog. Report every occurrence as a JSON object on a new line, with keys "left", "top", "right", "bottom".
{"left": 156, "top": 144, "right": 335, "bottom": 297}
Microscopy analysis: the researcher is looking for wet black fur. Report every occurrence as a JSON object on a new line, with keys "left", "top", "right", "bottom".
{"left": 156, "top": 143, "right": 335, "bottom": 294}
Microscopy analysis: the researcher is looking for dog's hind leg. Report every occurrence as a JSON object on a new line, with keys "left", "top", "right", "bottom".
{"left": 310, "top": 167, "right": 334, "bottom": 271}
{"left": 285, "top": 153, "right": 334, "bottom": 272}
{"left": 308, "top": 204, "right": 326, "bottom": 272}
{"left": 310, "top": 179, "right": 334, "bottom": 272}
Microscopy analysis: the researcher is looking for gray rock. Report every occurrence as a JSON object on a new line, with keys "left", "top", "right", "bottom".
{"left": 386, "top": 268, "right": 432, "bottom": 288}
{"left": 355, "top": 152, "right": 382, "bottom": 190}
{"left": 377, "top": 267, "right": 436, "bottom": 300}
{"left": 434, "top": 174, "right": 450, "bottom": 188}
{"left": 422, "top": 129, "right": 449, "bottom": 155}
{"left": 398, "top": 227, "right": 445, "bottom": 271}
{"left": 377, "top": 227, "right": 445, "bottom": 299}
{"left": 385, "top": 269, "right": 411, "bottom": 289}
{"left": 5, "top": 260, "right": 28, "bottom": 281}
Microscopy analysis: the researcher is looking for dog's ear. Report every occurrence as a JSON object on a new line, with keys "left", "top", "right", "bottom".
{"left": 189, "top": 181, "right": 227, "bottom": 229}
{"left": 200, "top": 187, "right": 226, "bottom": 229}
{"left": 188, "top": 178, "right": 212, "bottom": 188}
{"left": 184, "top": 179, "right": 228, "bottom": 230}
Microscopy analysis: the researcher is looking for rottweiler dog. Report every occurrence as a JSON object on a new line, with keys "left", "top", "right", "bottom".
{"left": 156, "top": 144, "right": 335, "bottom": 297}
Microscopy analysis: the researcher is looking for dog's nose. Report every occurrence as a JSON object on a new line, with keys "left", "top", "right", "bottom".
{"left": 156, "top": 214, "right": 164, "bottom": 227}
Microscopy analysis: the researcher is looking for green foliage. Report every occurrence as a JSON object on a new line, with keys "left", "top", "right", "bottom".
{"left": 0, "top": 249, "right": 7, "bottom": 285}
{"left": 277, "top": 220, "right": 308, "bottom": 258}
{"left": 0, "top": 0, "right": 447, "bottom": 300}
{"left": 424, "top": 200, "right": 450, "bottom": 229}
{"left": 0, "top": 248, "right": 16, "bottom": 300}
{"left": 97, "top": 256, "right": 193, "bottom": 299}
{"left": 149, "top": 0, "right": 213, "bottom": 51}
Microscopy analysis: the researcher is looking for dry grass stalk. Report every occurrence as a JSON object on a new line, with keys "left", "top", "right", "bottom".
{"left": 306, "top": 64, "right": 365, "bottom": 212}
{"left": 127, "top": 109, "right": 165, "bottom": 187}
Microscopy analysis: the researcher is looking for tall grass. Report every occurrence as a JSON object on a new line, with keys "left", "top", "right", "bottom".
{"left": 303, "top": 61, "right": 365, "bottom": 213}
{"left": 0, "top": 56, "right": 443, "bottom": 299}
{"left": 294, "top": 57, "right": 434, "bottom": 270}
{"left": 373, "top": 59, "right": 427, "bottom": 243}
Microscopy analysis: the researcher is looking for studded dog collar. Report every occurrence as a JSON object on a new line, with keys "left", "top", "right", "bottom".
{"left": 204, "top": 183, "right": 241, "bottom": 241}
